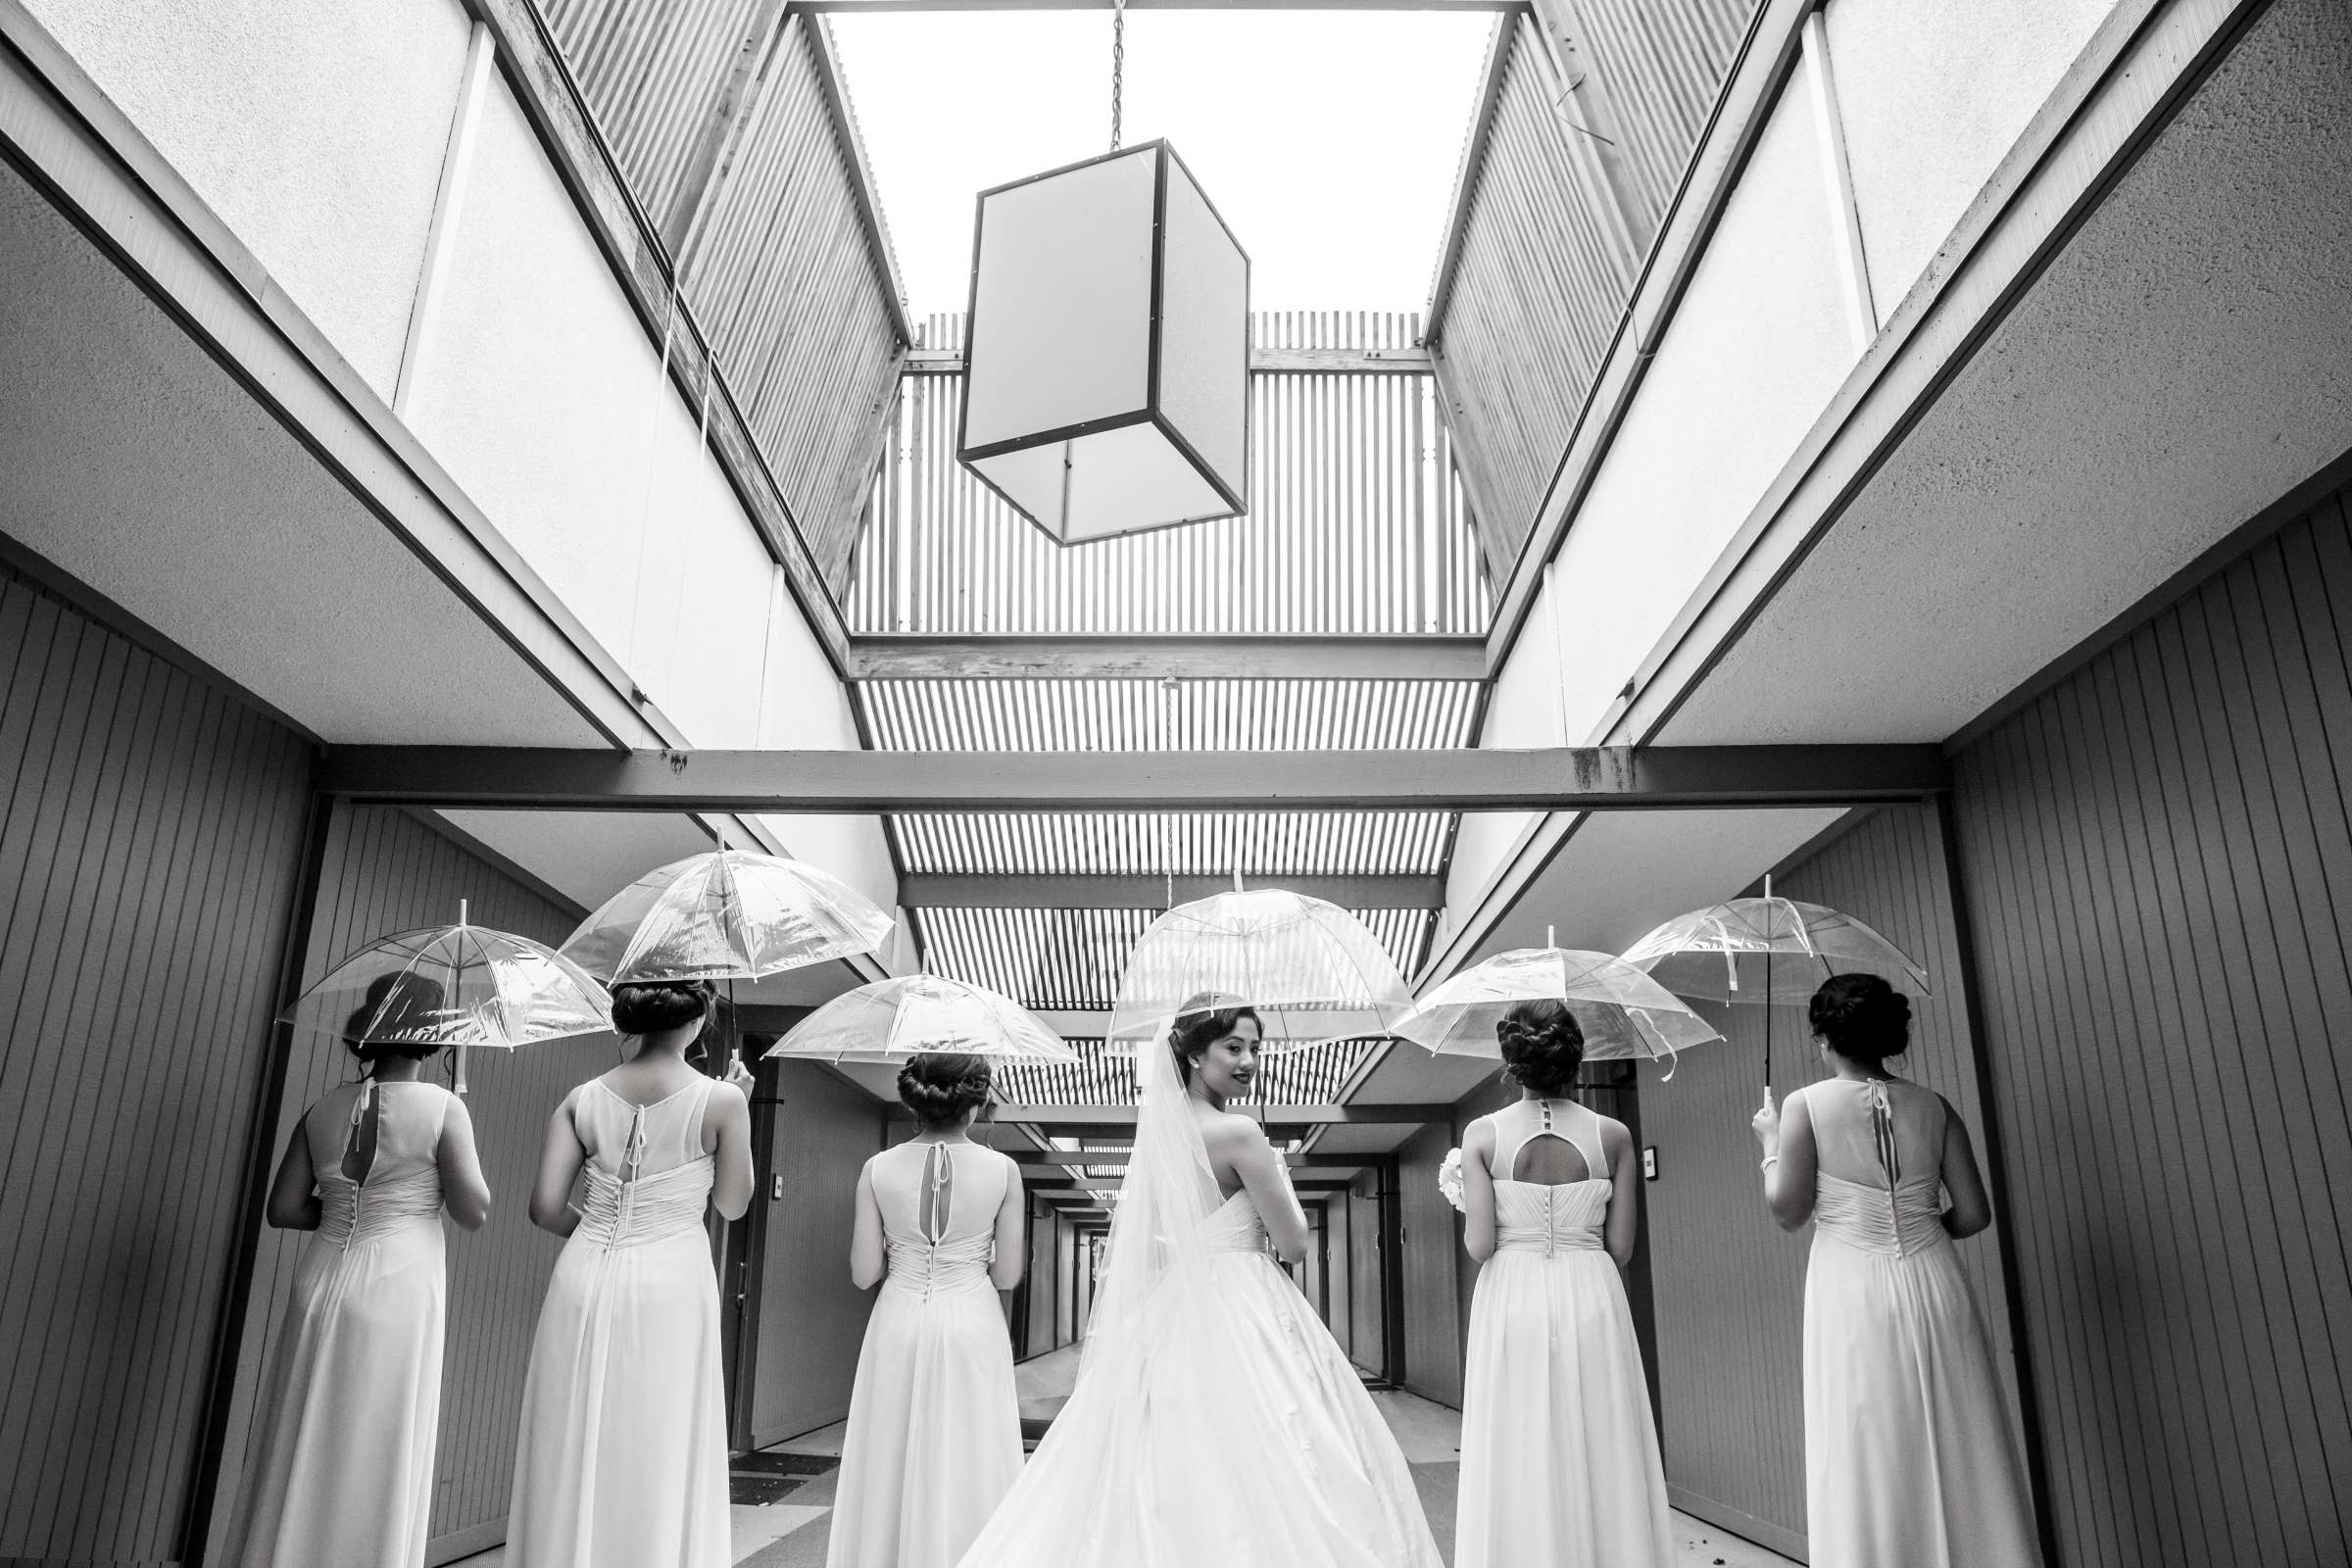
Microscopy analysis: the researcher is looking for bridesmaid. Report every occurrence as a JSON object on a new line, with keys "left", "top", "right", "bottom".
{"left": 1752, "top": 973, "right": 2039, "bottom": 1567}
{"left": 507, "top": 979, "right": 755, "bottom": 1568}
{"left": 1455, "top": 1000, "right": 1672, "bottom": 1568}
{"left": 225, "top": 975, "right": 492, "bottom": 1568}
{"left": 826, "top": 1053, "right": 1025, "bottom": 1568}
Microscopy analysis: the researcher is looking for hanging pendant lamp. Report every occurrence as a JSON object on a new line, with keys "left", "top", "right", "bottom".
{"left": 956, "top": 9, "right": 1250, "bottom": 546}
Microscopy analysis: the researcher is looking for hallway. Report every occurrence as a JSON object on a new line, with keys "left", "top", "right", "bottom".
{"left": 455, "top": 1347, "right": 1799, "bottom": 1567}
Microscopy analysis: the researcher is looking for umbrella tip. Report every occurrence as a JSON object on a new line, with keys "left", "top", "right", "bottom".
{"left": 458, "top": 899, "right": 467, "bottom": 927}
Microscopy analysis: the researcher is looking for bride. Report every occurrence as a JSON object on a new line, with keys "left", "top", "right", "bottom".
{"left": 957, "top": 998, "right": 1443, "bottom": 1567}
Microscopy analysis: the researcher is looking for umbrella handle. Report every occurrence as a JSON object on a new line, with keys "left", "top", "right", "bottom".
{"left": 454, "top": 1043, "right": 469, "bottom": 1097}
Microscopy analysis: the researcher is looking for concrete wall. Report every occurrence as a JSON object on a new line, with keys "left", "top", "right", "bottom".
{"left": 24, "top": 0, "right": 472, "bottom": 398}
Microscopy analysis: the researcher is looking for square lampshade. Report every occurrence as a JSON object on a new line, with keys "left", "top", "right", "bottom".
{"left": 958, "top": 140, "right": 1250, "bottom": 547}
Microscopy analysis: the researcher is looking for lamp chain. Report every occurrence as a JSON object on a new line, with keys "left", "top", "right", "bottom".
{"left": 1109, "top": 0, "right": 1126, "bottom": 151}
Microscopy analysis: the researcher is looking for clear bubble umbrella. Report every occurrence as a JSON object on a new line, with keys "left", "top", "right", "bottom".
{"left": 1396, "top": 944, "right": 1722, "bottom": 1074}
{"left": 560, "top": 848, "right": 894, "bottom": 984}
{"left": 1106, "top": 888, "right": 1413, "bottom": 1052}
{"left": 280, "top": 902, "right": 614, "bottom": 1093}
{"left": 763, "top": 974, "right": 1078, "bottom": 1064}
{"left": 1620, "top": 883, "right": 1930, "bottom": 1097}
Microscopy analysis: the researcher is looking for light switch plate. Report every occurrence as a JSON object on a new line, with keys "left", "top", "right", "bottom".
{"left": 1642, "top": 1146, "right": 1659, "bottom": 1181}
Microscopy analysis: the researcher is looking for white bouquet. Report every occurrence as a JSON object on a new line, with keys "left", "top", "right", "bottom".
{"left": 1437, "top": 1147, "right": 1466, "bottom": 1213}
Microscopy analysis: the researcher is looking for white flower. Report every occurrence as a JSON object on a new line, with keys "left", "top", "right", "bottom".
{"left": 1437, "top": 1147, "right": 1466, "bottom": 1213}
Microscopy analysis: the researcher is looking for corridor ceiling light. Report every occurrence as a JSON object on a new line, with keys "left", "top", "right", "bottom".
{"left": 957, "top": 139, "right": 1250, "bottom": 546}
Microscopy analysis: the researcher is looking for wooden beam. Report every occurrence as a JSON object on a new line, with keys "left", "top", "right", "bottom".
{"left": 318, "top": 744, "right": 1949, "bottom": 813}
{"left": 847, "top": 633, "right": 1487, "bottom": 681}
{"left": 901, "top": 872, "right": 1444, "bottom": 909}
{"left": 902, "top": 345, "right": 1436, "bottom": 374}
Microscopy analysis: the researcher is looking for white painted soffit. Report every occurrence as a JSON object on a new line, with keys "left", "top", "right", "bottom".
{"left": 0, "top": 155, "right": 604, "bottom": 748}
{"left": 1424, "top": 0, "right": 2319, "bottom": 987}
{"left": 0, "top": 20, "right": 643, "bottom": 749}
{"left": 1650, "top": 0, "right": 2352, "bottom": 749}
{"left": 1659, "top": 0, "right": 2352, "bottom": 749}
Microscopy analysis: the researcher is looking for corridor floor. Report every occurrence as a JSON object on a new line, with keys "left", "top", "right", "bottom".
{"left": 456, "top": 1347, "right": 1797, "bottom": 1567}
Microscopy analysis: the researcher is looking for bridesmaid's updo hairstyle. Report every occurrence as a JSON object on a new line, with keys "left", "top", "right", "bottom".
{"left": 1495, "top": 999, "right": 1584, "bottom": 1097}
{"left": 1169, "top": 994, "right": 1262, "bottom": 1085}
{"left": 341, "top": 972, "right": 446, "bottom": 1065}
{"left": 897, "top": 1052, "right": 992, "bottom": 1127}
{"left": 608, "top": 978, "right": 714, "bottom": 1037}
{"left": 1809, "top": 972, "right": 1911, "bottom": 1065}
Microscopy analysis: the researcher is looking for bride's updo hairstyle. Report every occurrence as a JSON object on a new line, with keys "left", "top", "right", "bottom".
{"left": 1169, "top": 993, "right": 1262, "bottom": 1086}
{"left": 1809, "top": 972, "right": 1911, "bottom": 1064}
{"left": 609, "top": 978, "right": 714, "bottom": 1037}
{"left": 1495, "top": 999, "right": 1584, "bottom": 1098}
{"left": 341, "top": 972, "right": 447, "bottom": 1066}
{"left": 898, "top": 1052, "right": 992, "bottom": 1127}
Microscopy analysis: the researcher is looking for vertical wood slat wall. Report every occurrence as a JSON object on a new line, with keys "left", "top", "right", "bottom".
{"left": 1951, "top": 487, "right": 2352, "bottom": 1568}
{"left": 203, "top": 805, "right": 608, "bottom": 1565}
{"left": 0, "top": 564, "right": 315, "bottom": 1565}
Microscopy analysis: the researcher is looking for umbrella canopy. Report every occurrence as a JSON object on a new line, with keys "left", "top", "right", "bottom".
{"left": 1619, "top": 896, "right": 1930, "bottom": 1005}
{"left": 1107, "top": 888, "right": 1413, "bottom": 1052}
{"left": 280, "top": 917, "right": 613, "bottom": 1092}
{"left": 561, "top": 848, "right": 893, "bottom": 984}
{"left": 764, "top": 974, "right": 1078, "bottom": 1064}
{"left": 1396, "top": 947, "right": 1722, "bottom": 1065}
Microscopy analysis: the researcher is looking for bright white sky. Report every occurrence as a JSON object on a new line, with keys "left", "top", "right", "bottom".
{"left": 829, "top": 12, "right": 1497, "bottom": 320}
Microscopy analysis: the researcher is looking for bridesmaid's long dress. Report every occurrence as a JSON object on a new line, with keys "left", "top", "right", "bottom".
{"left": 1455, "top": 1099, "right": 1672, "bottom": 1568}
{"left": 224, "top": 1080, "right": 453, "bottom": 1568}
{"left": 1801, "top": 1078, "right": 2039, "bottom": 1568}
{"left": 825, "top": 1141, "right": 1022, "bottom": 1568}
{"left": 507, "top": 1075, "right": 729, "bottom": 1568}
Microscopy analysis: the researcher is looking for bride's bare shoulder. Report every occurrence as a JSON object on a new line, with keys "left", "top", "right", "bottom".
{"left": 1198, "top": 1107, "right": 1270, "bottom": 1155}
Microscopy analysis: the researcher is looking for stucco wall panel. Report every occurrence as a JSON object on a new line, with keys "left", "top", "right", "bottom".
{"left": 1543, "top": 79, "right": 1855, "bottom": 749}
{"left": 1826, "top": 0, "right": 2117, "bottom": 316}
{"left": 27, "top": 0, "right": 471, "bottom": 395}
{"left": 404, "top": 74, "right": 674, "bottom": 674}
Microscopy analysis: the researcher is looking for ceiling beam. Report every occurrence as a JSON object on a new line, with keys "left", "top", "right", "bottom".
{"left": 1028, "top": 1171, "right": 1356, "bottom": 1192}
{"left": 906, "top": 1104, "right": 1451, "bottom": 1127}
{"left": 901, "top": 872, "right": 1444, "bottom": 909}
{"left": 1010, "top": 1151, "right": 1369, "bottom": 1169}
{"left": 901, "top": 345, "right": 1438, "bottom": 374}
{"left": 792, "top": 0, "right": 1520, "bottom": 13}
{"left": 318, "top": 744, "right": 1948, "bottom": 813}
{"left": 846, "top": 633, "right": 1486, "bottom": 681}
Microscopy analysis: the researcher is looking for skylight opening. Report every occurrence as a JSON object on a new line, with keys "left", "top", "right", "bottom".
{"left": 828, "top": 11, "right": 1498, "bottom": 319}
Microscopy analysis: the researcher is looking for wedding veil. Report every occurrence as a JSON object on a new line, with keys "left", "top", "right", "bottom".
{"left": 1077, "top": 1014, "right": 1219, "bottom": 1380}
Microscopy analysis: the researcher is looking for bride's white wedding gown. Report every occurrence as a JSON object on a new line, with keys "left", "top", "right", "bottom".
{"left": 956, "top": 1042, "right": 1442, "bottom": 1568}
